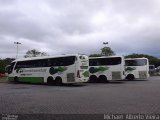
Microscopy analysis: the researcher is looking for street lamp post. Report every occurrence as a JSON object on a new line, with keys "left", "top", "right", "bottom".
{"left": 14, "top": 42, "right": 21, "bottom": 59}
{"left": 103, "top": 42, "right": 108, "bottom": 47}
{"left": 103, "top": 42, "right": 108, "bottom": 56}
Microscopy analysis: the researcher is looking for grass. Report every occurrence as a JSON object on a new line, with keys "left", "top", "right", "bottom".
{"left": 0, "top": 77, "right": 8, "bottom": 83}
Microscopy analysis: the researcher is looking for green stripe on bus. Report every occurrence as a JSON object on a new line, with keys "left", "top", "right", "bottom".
{"left": 8, "top": 77, "right": 44, "bottom": 83}
{"left": 18, "top": 77, "right": 44, "bottom": 83}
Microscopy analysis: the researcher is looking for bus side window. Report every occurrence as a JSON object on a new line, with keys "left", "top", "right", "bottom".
{"left": 48, "top": 59, "right": 51, "bottom": 66}
{"left": 41, "top": 59, "right": 48, "bottom": 67}
{"left": 90, "top": 59, "right": 98, "bottom": 66}
{"left": 49, "top": 58, "right": 57, "bottom": 66}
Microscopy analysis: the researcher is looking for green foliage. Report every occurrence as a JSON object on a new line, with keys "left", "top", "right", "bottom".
{"left": 0, "top": 58, "right": 15, "bottom": 73}
{"left": 125, "top": 53, "right": 160, "bottom": 67}
{"left": 89, "top": 54, "right": 101, "bottom": 57}
{"left": 101, "top": 47, "right": 115, "bottom": 56}
{"left": 24, "top": 49, "right": 48, "bottom": 58}
{"left": 89, "top": 47, "right": 115, "bottom": 57}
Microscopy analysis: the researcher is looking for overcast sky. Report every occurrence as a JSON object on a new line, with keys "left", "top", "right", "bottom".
{"left": 0, "top": 0, "right": 160, "bottom": 58}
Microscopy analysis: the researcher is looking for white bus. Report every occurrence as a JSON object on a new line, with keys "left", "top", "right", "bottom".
{"left": 7, "top": 54, "right": 89, "bottom": 85}
{"left": 89, "top": 56, "right": 125, "bottom": 82}
{"left": 125, "top": 58, "right": 149, "bottom": 80}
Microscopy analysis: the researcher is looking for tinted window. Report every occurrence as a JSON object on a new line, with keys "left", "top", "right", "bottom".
{"left": 125, "top": 59, "right": 147, "bottom": 66}
{"left": 149, "top": 65, "right": 155, "bottom": 69}
{"left": 14, "top": 56, "right": 76, "bottom": 69}
{"left": 49, "top": 56, "right": 75, "bottom": 66}
{"left": 15, "top": 59, "right": 48, "bottom": 69}
{"left": 89, "top": 57, "right": 121, "bottom": 66}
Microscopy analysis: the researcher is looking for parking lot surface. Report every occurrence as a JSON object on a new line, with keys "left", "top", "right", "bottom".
{"left": 0, "top": 76, "right": 160, "bottom": 119}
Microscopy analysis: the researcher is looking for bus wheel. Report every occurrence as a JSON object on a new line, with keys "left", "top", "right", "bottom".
{"left": 14, "top": 77, "right": 19, "bottom": 83}
{"left": 89, "top": 75, "right": 98, "bottom": 83}
{"left": 126, "top": 74, "right": 135, "bottom": 81}
{"left": 47, "top": 77, "right": 54, "bottom": 86}
{"left": 98, "top": 75, "right": 108, "bottom": 83}
{"left": 55, "top": 77, "right": 63, "bottom": 86}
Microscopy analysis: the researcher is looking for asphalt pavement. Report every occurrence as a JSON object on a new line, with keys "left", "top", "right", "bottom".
{"left": 0, "top": 76, "right": 160, "bottom": 119}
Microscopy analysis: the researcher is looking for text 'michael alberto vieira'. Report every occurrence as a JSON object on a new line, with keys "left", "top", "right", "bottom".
{"left": 104, "top": 114, "right": 160, "bottom": 120}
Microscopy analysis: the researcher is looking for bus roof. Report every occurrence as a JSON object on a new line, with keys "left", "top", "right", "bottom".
{"left": 89, "top": 56, "right": 124, "bottom": 59}
{"left": 125, "top": 57, "right": 148, "bottom": 60}
{"left": 12, "top": 54, "right": 86, "bottom": 62}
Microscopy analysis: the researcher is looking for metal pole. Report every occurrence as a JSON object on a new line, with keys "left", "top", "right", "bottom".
{"left": 16, "top": 43, "right": 18, "bottom": 59}
{"left": 14, "top": 42, "right": 21, "bottom": 59}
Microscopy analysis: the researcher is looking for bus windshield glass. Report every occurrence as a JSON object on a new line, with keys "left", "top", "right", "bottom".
{"left": 125, "top": 59, "right": 147, "bottom": 66}
{"left": 89, "top": 57, "right": 122, "bottom": 66}
{"left": 8, "top": 62, "right": 15, "bottom": 74}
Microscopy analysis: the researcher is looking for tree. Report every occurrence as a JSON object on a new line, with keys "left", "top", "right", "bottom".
{"left": 101, "top": 47, "right": 115, "bottom": 56}
{"left": 89, "top": 54, "right": 101, "bottom": 57}
{"left": 0, "top": 58, "right": 15, "bottom": 73}
{"left": 89, "top": 46, "right": 115, "bottom": 57}
{"left": 24, "top": 49, "right": 48, "bottom": 58}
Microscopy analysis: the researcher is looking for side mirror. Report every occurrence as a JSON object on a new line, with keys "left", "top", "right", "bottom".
{"left": 6, "top": 65, "right": 11, "bottom": 74}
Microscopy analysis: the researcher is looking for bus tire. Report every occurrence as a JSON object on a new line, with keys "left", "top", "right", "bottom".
{"left": 14, "top": 76, "right": 19, "bottom": 83}
{"left": 47, "top": 77, "right": 54, "bottom": 86}
{"left": 98, "top": 75, "right": 108, "bottom": 83}
{"left": 89, "top": 75, "right": 98, "bottom": 83}
{"left": 126, "top": 74, "right": 135, "bottom": 81}
{"left": 55, "top": 77, "right": 63, "bottom": 86}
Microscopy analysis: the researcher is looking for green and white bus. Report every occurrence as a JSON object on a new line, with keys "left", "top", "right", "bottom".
{"left": 125, "top": 58, "right": 149, "bottom": 80}
{"left": 89, "top": 56, "right": 125, "bottom": 82}
{"left": 7, "top": 54, "right": 89, "bottom": 85}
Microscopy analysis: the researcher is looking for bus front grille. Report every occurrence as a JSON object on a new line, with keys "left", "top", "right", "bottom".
{"left": 139, "top": 71, "right": 147, "bottom": 79}
{"left": 67, "top": 73, "right": 75, "bottom": 82}
{"left": 112, "top": 71, "right": 121, "bottom": 80}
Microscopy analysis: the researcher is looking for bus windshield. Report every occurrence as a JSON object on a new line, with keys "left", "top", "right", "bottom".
{"left": 89, "top": 57, "right": 122, "bottom": 66}
{"left": 8, "top": 62, "right": 15, "bottom": 74}
{"left": 125, "top": 59, "right": 147, "bottom": 66}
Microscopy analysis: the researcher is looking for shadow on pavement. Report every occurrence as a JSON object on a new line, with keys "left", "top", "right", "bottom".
{"left": 86, "top": 81, "right": 125, "bottom": 84}
{"left": 121, "top": 79, "right": 148, "bottom": 82}
{"left": 8, "top": 81, "right": 87, "bottom": 87}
